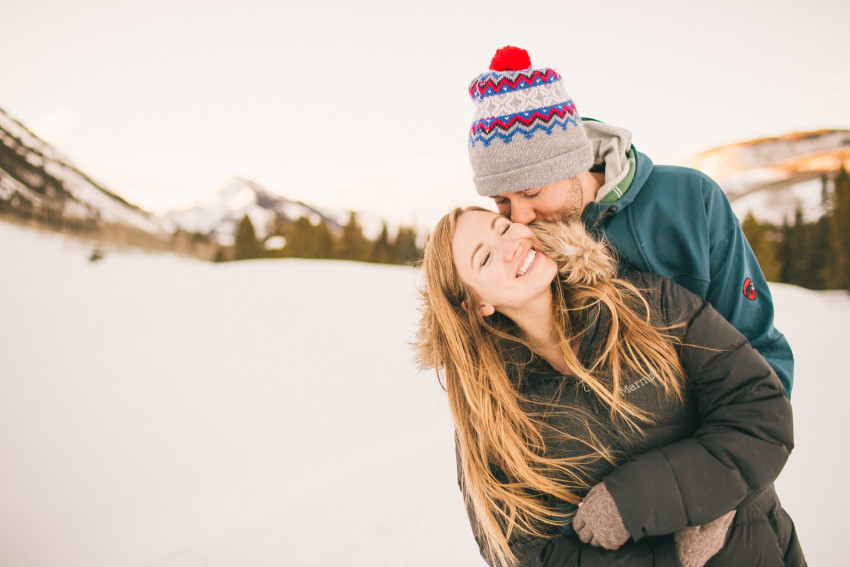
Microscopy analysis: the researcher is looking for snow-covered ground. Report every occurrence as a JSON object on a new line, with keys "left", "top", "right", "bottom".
{"left": 1, "top": 222, "right": 847, "bottom": 566}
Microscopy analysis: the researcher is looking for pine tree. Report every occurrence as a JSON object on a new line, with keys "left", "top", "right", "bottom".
{"left": 806, "top": 217, "right": 830, "bottom": 289}
{"left": 371, "top": 222, "right": 395, "bottom": 264}
{"left": 394, "top": 226, "right": 421, "bottom": 265}
{"left": 313, "top": 218, "right": 337, "bottom": 259}
{"left": 213, "top": 245, "right": 229, "bottom": 263}
{"left": 778, "top": 211, "right": 807, "bottom": 287}
{"left": 781, "top": 208, "right": 824, "bottom": 288}
{"left": 787, "top": 217, "right": 829, "bottom": 290}
{"left": 829, "top": 167, "right": 850, "bottom": 289}
{"left": 741, "top": 212, "right": 780, "bottom": 282}
{"left": 282, "top": 217, "right": 312, "bottom": 258}
{"left": 339, "top": 212, "right": 370, "bottom": 262}
{"left": 234, "top": 214, "right": 264, "bottom": 260}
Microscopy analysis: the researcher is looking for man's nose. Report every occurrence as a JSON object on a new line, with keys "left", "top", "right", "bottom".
{"left": 510, "top": 201, "right": 535, "bottom": 224}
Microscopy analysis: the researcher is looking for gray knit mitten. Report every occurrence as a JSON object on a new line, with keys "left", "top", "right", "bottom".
{"left": 573, "top": 482, "right": 630, "bottom": 550}
{"left": 674, "top": 510, "right": 736, "bottom": 567}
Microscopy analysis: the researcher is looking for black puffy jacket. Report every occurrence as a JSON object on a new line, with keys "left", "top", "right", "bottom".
{"left": 460, "top": 272, "right": 804, "bottom": 566}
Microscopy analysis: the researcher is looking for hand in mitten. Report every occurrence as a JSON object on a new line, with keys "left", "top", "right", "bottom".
{"left": 573, "top": 482, "right": 630, "bottom": 550}
{"left": 674, "top": 510, "right": 736, "bottom": 567}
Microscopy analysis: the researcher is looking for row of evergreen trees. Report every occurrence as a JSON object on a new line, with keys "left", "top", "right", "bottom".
{"left": 742, "top": 167, "right": 850, "bottom": 290}
{"left": 226, "top": 211, "right": 422, "bottom": 266}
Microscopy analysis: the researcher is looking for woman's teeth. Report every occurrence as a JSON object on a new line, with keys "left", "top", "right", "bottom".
{"left": 518, "top": 249, "right": 536, "bottom": 276}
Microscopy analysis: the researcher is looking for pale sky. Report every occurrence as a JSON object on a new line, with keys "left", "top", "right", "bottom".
{"left": 2, "top": 0, "right": 848, "bottom": 230}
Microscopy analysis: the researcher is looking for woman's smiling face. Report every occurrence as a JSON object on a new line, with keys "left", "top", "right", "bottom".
{"left": 451, "top": 210, "right": 558, "bottom": 317}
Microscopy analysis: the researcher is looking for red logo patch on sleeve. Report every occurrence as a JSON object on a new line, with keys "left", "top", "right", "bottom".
{"left": 743, "top": 278, "right": 757, "bottom": 301}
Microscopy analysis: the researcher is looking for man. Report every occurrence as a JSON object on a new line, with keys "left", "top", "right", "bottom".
{"left": 467, "top": 45, "right": 793, "bottom": 395}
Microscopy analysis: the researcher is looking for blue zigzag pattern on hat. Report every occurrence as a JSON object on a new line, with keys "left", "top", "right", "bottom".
{"left": 469, "top": 69, "right": 561, "bottom": 99}
{"left": 470, "top": 102, "right": 578, "bottom": 136}
{"left": 469, "top": 113, "right": 582, "bottom": 147}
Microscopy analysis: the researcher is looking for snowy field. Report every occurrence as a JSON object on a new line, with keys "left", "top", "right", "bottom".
{"left": 1, "top": 221, "right": 847, "bottom": 567}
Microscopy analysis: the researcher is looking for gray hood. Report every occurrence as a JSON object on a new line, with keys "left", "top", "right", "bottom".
{"left": 583, "top": 121, "right": 633, "bottom": 202}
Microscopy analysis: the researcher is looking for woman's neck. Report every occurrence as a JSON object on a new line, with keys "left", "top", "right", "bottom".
{"left": 502, "top": 292, "right": 571, "bottom": 374}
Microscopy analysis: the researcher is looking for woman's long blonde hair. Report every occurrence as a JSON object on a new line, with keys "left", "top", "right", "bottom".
{"left": 415, "top": 207, "right": 685, "bottom": 567}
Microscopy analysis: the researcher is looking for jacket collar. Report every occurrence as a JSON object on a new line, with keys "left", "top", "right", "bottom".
{"left": 581, "top": 118, "right": 655, "bottom": 225}
{"left": 584, "top": 118, "right": 633, "bottom": 201}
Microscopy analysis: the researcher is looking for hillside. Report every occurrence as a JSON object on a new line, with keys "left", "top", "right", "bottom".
{"left": 688, "top": 129, "right": 850, "bottom": 224}
{"left": 0, "top": 106, "right": 170, "bottom": 248}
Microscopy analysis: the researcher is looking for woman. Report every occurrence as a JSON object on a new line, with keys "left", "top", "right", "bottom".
{"left": 415, "top": 207, "right": 804, "bottom": 567}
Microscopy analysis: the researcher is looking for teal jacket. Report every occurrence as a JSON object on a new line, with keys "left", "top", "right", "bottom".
{"left": 581, "top": 121, "right": 794, "bottom": 396}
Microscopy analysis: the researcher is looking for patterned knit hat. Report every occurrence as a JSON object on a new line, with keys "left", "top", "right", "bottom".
{"left": 468, "top": 46, "right": 593, "bottom": 197}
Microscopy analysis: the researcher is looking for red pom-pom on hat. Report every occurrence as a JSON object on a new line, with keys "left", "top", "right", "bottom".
{"left": 489, "top": 46, "right": 531, "bottom": 71}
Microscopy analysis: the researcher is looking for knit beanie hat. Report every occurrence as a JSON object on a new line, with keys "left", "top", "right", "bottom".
{"left": 468, "top": 46, "right": 593, "bottom": 197}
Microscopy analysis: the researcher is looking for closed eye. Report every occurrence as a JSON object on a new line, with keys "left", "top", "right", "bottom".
{"left": 478, "top": 217, "right": 510, "bottom": 267}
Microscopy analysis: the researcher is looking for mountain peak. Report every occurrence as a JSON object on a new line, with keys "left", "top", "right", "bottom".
{"left": 166, "top": 178, "right": 340, "bottom": 246}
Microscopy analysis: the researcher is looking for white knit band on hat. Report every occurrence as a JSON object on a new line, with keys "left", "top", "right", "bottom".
{"left": 468, "top": 46, "right": 593, "bottom": 197}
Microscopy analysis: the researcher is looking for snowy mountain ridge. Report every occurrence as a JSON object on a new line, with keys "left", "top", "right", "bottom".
{"left": 687, "top": 129, "right": 850, "bottom": 224}
{"left": 164, "top": 176, "right": 343, "bottom": 246}
{"left": 690, "top": 129, "right": 850, "bottom": 192}
{"left": 0, "top": 106, "right": 167, "bottom": 236}
{"left": 165, "top": 176, "right": 408, "bottom": 245}
{"left": 1, "top": 107, "right": 397, "bottom": 252}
